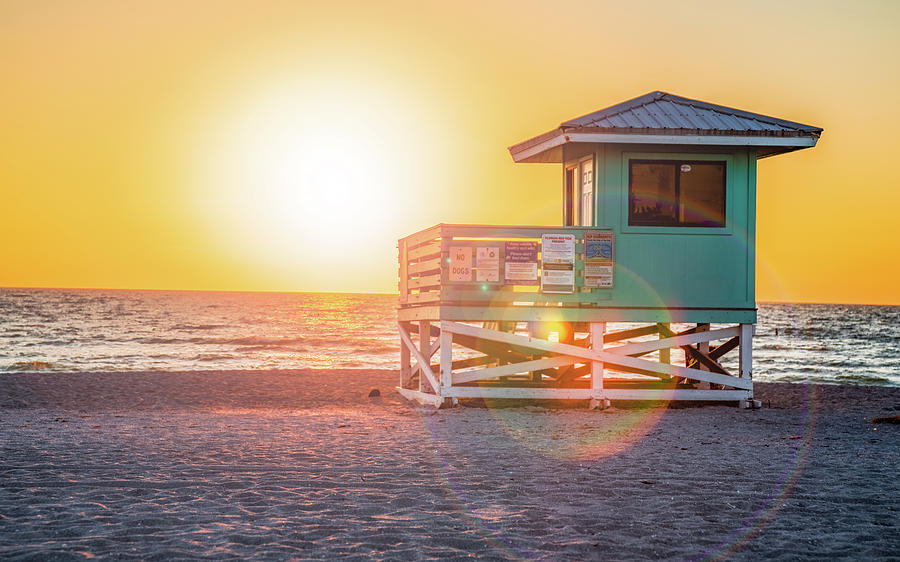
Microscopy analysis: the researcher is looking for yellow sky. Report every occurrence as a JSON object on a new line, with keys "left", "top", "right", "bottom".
{"left": 2, "top": 0, "right": 899, "bottom": 304}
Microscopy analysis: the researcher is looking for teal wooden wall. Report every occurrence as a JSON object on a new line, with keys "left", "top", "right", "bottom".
{"left": 583, "top": 144, "right": 757, "bottom": 322}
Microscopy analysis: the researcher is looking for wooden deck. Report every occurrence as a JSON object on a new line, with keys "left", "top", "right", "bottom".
{"left": 397, "top": 224, "right": 757, "bottom": 408}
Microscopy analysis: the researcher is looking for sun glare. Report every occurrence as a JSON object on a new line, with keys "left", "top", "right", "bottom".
{"left": 194, "top": 75, "right": 414, "bottom": 281}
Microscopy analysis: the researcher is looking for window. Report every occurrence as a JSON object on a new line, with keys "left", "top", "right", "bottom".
{"left": 563, "top": 158, "right": 595, "bottom": 226}
{"left": 579, "top": 159, "right": 593, "bottom": 226}
{"left": 628, "top": 160, "right": 725, "bottom": 227}
{"left": 564, "top": 166, "right": 576, "bottom": 226}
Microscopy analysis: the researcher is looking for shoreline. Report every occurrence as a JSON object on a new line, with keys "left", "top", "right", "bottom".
{"left": 2, "top": 370, "right": 898, "bottom": 559}
{"left": 2, "top": 369, "right": 900, "bottom": 410}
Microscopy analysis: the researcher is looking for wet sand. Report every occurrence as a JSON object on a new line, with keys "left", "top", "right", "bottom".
{"left": 1, "top": 370, "right": 898, "bottom": 560}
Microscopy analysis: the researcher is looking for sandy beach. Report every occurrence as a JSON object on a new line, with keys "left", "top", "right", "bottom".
{"left": 1, "top": 370, "right": 897, "bottom": 560}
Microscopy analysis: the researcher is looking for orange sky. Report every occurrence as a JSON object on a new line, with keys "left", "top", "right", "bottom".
{"left": 2, "top": 1, "right": 899, "bottom": 305}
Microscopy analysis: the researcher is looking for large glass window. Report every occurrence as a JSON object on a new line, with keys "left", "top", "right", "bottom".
{"left": 628, "top": 160, "right": 725, "bottom": 227}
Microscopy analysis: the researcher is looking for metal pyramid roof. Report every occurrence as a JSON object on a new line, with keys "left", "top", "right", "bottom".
{"left": 509, "top": 91, "right": 822, "bottom": 163}
{"left": 561, "top": 91, "right": 822, "bottom": 135}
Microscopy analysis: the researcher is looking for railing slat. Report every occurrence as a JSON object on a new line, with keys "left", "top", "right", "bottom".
{"left": 404, "top": 292, "right": 441, "bottom": 304}
{"left": 407, "top": 240, "right": 441, "bottom": 261}
{"left": 400, "top": 224, "right": 443, "bottom": 249}
{"left": 407, "top": 274, "right": 442, "bottom": 290}
{"left": 407, "top": 257, "right": 441, "bottom": 276}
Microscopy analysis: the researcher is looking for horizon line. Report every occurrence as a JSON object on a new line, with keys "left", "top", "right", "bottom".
{"left": 1, "top": 285, "right": 897, "bottom": 307}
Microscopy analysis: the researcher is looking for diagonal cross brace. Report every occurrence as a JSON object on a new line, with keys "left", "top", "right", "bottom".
{"left": 398, "top": 322, "right": 441, "bottom": 394}
{"left": 442, "top": 321, "right": 751, "bottom": 390}
{"left": 656, "top": 325, "right": 732, "bottom": 375}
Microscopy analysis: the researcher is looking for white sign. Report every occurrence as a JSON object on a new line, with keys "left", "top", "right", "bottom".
{"left": 541, "top": 234, "right": 575, "bottom": 265}
{"left": 476, "top": 247, "right": 500, "bottom": 283}
{"left": 541, "top": 233, "right": 576, "bottom": 293}
{"left": 542, "top": 268, "right": 575, "bottom": 293}
{"left": 584, "top": 265, "right": 613, "bottom": 288}
{"left": 448, "top": 246, "right": 472, "bottom": 282}
{"left": 506, "top": 262, "right": 538, "bottom": 283}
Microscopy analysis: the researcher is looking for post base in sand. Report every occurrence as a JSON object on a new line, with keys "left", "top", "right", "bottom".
{"left": 589, "top": 398, "right": 611, "bottom": 410}
{"left": 739, "top": 398, "right": 762, "bottom": 409}
{"left": 396, "top": 387, "right": 442, "bottom": 408}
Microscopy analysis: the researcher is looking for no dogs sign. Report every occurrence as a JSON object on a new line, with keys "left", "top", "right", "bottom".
{"left": 448, "top": 246, "right": 473, "bottom": 282}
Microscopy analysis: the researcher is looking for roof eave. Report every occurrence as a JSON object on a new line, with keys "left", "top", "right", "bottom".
{"left": 509, "top": 131, "right": 819, "bottom": 163}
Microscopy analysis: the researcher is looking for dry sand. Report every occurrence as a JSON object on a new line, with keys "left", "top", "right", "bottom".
{"left": 1, "top": 370, "right": 898, "bottom": 560}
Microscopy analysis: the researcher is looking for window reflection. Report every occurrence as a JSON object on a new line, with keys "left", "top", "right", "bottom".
{"left": 629, "top": 160, "right": 725, "bottom": 227}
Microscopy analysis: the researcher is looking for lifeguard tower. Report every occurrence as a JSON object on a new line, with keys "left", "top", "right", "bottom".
{"left": 397, "top": 91, "right": 821, "bottom": 408}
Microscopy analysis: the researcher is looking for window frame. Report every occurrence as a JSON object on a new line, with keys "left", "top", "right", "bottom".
{"left": 628, "top": 159, "right": 726, "bottom": 228}
{"left": 621, "top": 152, "right": 734, "bottom": 236}
{"left": 563, "top": 165, "right": 576, "bottom": 226}
{"left": 579, "top": 156, "right": 594, "bottom": 227}
{"left": 563, "top": 155, "right": 595, "bottom": 227}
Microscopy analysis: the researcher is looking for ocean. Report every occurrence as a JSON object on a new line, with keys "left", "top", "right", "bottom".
{"left": 1, "top": 288, "right": 897, "bottom": 387}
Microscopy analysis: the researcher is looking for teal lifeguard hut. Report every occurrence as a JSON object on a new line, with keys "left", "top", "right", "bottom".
{"left": 397, "top": 91, "right": 821, "bottom": 408}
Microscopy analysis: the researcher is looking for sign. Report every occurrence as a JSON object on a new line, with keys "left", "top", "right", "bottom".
{"left": 448, "top": 246, "right": 472, "bottom": 282}
{"left": 504, "top": 241, "right": 538, "bottom": 285}
{"left": 584, "top": 231, "right": 614, "bottom": 288}
{"left": 476, "top": 247, "right": 500, "bottom": 283}
{"left": 541, "top": 233, "right": 575, "bottom": 293}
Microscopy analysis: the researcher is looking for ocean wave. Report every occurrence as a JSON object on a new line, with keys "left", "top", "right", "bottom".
{"left": 236, "top": 345, "right": 309, "bottom": 353}
{"left": 132, "top": 335, "right": 310, "bottom": 347}
{"left": 134, "top": 337, "right": 194, "bottom": 345}
{"left": 833, "top": 373, "right": 892, "bottom": 385}
{"left": 194, "top": 353, "right": 239, "bottom": 362}
{"left": 171, "top": 323, "right": 228, "bottom": 332}
{"left": 224, "top": 336, "right": 307, "bottom": 346}
{"left": 4, "top": 360, "right": 64, "bottom": 372}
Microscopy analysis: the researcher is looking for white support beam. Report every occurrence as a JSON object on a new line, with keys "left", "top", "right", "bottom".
{"left": 442, "top": 320, "right": 600, "bottom": 360}
{"left": 410, "top": 337, "right": 441, "bottom": 379}
{"left": 696, "top": 324, "right": 711, "bottom": 390}
{"left": 588, "top": 352, "right": 751, "bottom": 389}
{"left": 396, "top": 387, "right": 443, "bottom": 407}
{"left": 740, "top": 323, "right": 753, "bottom": 381}
{"left": 419, "top": 321, "right": 431, "bottom": 393}
{"left": 419, "top": 320, "right": 428, "bottom": 392}
{"left": 606, "top": 326, "right": 740, "bottom": 356}
{"left": 398, "top": 323, "right": 441, "bottom": 397}
{"left": 452, "top": 355, "right": 580, "bottom": 385}
{"left": 445, "top": 386, "right": 593, "bottom": 400}
{"left": 590, "top": 322, "right": 606, "bottom": 408}
{"left": 658, "top": 323, "right": 670, "bottom": 366}
{"left": 399, "top": 321, "right": 412, "bottom": 388}
{"left": 440, "top": 328, "right": 453, "bottom": 394}
{"left": 604, "top": 388, "right": 752, "bottom": 401}
{"left": 441, "top": 321, "right": 751, "bottom": 390}
{"left": 441, "top": 386, "right": 750, "bottom": 401}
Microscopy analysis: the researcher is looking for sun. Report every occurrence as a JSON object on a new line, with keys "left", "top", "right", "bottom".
{"left": 194, "top": 75, "right": 410, "bottom": 274}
